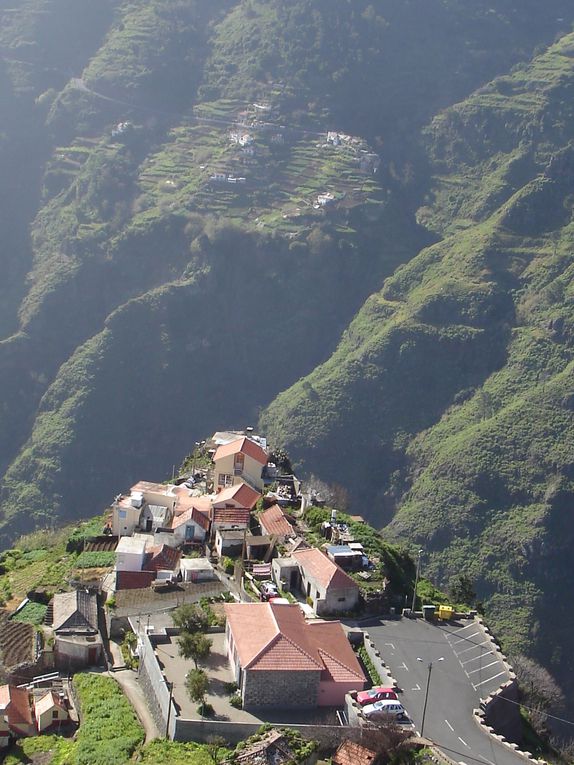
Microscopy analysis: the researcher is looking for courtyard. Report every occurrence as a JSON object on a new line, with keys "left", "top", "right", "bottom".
{"left": 154, "top": 632, "right": 339, "bottom": 725}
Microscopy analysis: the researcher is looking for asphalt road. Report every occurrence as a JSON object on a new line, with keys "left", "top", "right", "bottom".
{"left": 367, "top": 618, "right": 529, "bottom": 765}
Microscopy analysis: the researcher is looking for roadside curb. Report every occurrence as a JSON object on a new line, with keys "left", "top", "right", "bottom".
{"left": 363, "top": 631, "right": 399, "bottom": 690}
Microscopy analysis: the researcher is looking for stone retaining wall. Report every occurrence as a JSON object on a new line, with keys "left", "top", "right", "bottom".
{"left": 472, "top": 618, "right": 547, "bottom": 765}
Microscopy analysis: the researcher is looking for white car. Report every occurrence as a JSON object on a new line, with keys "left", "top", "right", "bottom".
{"left": 362, "top": 700, "right": 406, "bottom": 720}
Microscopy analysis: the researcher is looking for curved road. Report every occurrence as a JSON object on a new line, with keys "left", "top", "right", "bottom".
{"left": 367, "top": 618, "right": 532, "bottom": 765}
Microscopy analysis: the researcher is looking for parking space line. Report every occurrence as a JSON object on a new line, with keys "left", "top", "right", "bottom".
{"left": 385, "top": 642, "right": 396, "bottom": 651}
{"left": 472, "top": 671, "right": 506, "bottom": 690}
{"left": 467, "top": 660, "right": 499, "bottom": 675}
{"left": 451, "top": 623, "right": 477, "bottom": 635}
{"left": 453, "top": 631, "right": 480, "bottom": 644}
{"left": 445, "top": 719, "right": 454, "bottom": 731}
{"left": 400, "top": 661, "right": 409, "bottom": 671}
{"left": 458, "top": 736, "right": 470, "bottom": 748}
{"left": 456, "top": 640, "right": 490, "bottom": 656}
{"left": 461, "top": 652, "right": 494, "bottom": 666}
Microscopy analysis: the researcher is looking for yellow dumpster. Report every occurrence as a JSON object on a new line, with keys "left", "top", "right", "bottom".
{"left": 437, "top": 605, "right": 455, "bottom": 621}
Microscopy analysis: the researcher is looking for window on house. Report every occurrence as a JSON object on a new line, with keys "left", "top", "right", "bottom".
{"left": 338, "top": 597, "right": 346, "bottom": 602}
{"left": 218, "top": 473, "right": 234, "bottom": 488}
{"left": 234, "top": 453, "right": 244, "bottom": 475}
{"left": 52, "top": 710, "right": 59, "bottom": 719}
{"left": 185, "top": 525, "right": 195, "bottom": 540}
{"left": 118, "top": 510, "right": 126, "bottom": 519}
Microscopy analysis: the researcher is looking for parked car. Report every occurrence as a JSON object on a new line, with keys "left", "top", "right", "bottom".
{"left": 362, "top": 700, "right": 406, "bottom": 720}
{"left": 260, "top": 581, "right": 279, "bottom": 601}
{"left": 356, "top": 686, "right": 398, "bottom": 706}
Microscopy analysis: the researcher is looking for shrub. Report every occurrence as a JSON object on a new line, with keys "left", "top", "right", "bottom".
{"left": 229, "top": 693, "right": 242, "bottom": 708}
{"left": 75, "top": 551, "right": 116, "bottom": 569}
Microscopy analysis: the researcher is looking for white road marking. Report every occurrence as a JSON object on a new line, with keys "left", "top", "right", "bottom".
{"left": 385, "top": 642, "right": 396, "bottom": 650}
{"left": 451, "top": 623, "right": 477, "bottom": 635}
{"left": 411, "top": 683, "right": 421, "bottom": 691}
{"left": 453, "top": 631, "right": 480, "bottom": 644}
{"left": 467, "top": 660, "right": 500, "bottom": 675}
{"left": 458, "top": 737, "right": 470, "bottom": 748}
{"left": 477, "top": 754, "right": 497, "bottom": 765}
{"left": 399, "top": 661, "right": 409, "bottom": 671}
{"left": 461, "top": 652, "right": 494, "bottom": 665}
{"left": 456, "top": 640, "right": 490, "bottom": 656}
{"left": 472, "top": 671, "right": 506, "bottom": 690}
{"left": 445, "top": 719, "right": 454, "bottom": 731}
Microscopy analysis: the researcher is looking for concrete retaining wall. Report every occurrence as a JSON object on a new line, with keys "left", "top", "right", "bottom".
{"left": 175, "top": 718, "right": 361, "bottom": 747}
{"left": 138, "top": 632, "right": 176, "bottom": 738}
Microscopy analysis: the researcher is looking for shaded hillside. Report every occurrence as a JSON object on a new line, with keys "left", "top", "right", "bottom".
{"left": 261, "top": 34, "right": 574, "bottom": 692}
{"left": 2, "top": 0, "right": 570, "bottom": 545}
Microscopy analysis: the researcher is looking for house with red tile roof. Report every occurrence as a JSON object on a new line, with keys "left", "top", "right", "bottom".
{"left": 292, "top": 547, "right": 360, "bottom": 616}
{"left": 213, "top": 437, "right": 268, "bottom": 491}
{"left": 171, "top": 505, "right": 210, "bottom": 544}
{"left": 0, "top": 685, "right": 35, "bottom": 741}
{"left": 224, "top": 602, "right": 366, "bottom": 709}
{"left": 259, "top": 504, "right": 294, "bottom": 540}
{"left": 213, "top": 481, "right": 260, "bottom": 510}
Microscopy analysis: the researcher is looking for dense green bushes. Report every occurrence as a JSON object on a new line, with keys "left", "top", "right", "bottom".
{"left": 73, "top": 674, "right": 145, "bottom": 765}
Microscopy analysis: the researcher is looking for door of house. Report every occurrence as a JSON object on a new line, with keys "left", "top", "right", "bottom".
{"left": 234, "top": 453, "right": 244, "bottom": 475}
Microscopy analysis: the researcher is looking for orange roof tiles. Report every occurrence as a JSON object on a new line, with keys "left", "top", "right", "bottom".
{"left": 224, "top": 603, "right": 364, "bottom": 682}
{"left": 34, "top": 690, "right": 66, "bottom": 718}
{"left": 260, "top": 504, "right": 293, "bottom": 538}
{"left": 333, "top": 741, "right": 376, "bottom": 765}
{"left": 292, "top": 547, "right": 359, "bottom": 590}
{"left": 306, "top": 621, "right": 364, "bottom": 682}
{"left": 212, "top": 507, "right": 250, "bottom": 526}
{"left": 146, "top": 544, "right": 181, "bottom": 572}
{"left": 171, "top": 505, "right": 210, "bottom": 531}
{"left": 214, "top": 482, "right": 260, "bottom": 509}
{"left": 214, "top": 437, "right": 268, "bottom": 465}
{"left": 0, "top": 685, "right": 33, "bottom": 727}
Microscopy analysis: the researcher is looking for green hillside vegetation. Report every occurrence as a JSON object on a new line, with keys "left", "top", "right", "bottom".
{"left": 261, "top": 33, "right": 574, "bottom": 694}
{"left": 0, "top": 517, "right": 108, "bottom": 606}
{"left": 1, "top": 0, "right": 574, "bottom": 726}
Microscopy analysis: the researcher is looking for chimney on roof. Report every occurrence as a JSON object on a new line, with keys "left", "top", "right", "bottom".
{"left": 246, "top": 426, "right": 254, "bottom": 433}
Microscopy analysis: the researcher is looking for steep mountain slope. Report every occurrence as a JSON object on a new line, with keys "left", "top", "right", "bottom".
{"left": 2, "top": 0, "right": 570, "bottom": 546}
{"left": 261, "top": 34, "right": 574, "bottom": 689}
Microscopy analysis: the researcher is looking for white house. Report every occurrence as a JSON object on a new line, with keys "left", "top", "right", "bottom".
{"left": 171, "top": 505, "right": 210, "bottom": 544}
{"left": 213, "top": 437, "right": 268, "bottom": 491}
{"left": 116, "top": 536, "right": 147, "bottom": 572}
{"left": 34, "top": 691, "right": 69, "bottom": 733}
{"left": 180, "top": 558, "right": 216, "bottom": 583}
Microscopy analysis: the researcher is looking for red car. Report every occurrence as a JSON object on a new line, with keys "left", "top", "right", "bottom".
{"left": 356, "top": 687, "right": 398, "bottom": 706}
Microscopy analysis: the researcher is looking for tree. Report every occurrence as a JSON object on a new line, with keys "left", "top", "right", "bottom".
{"left": 448, "top": 573, "right": 476, "bottom": 606}
{"left": 205, "top": 735, "right": 227, "bottom": 765}
{"left": 172, "top": 603, "right": 209, "bottom": 634}
{"left": 186, "top": 668, "right": 209, "bottom": 712}
{"left": 178, "top": 631, "right": 212, "bottom": 669}
{"left": 512, "top": 654, "right": 565, "bottom": 738}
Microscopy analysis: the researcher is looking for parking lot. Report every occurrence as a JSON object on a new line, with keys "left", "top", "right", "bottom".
{"left": 366, "top": 617, "right": 527, "bottom": 765}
